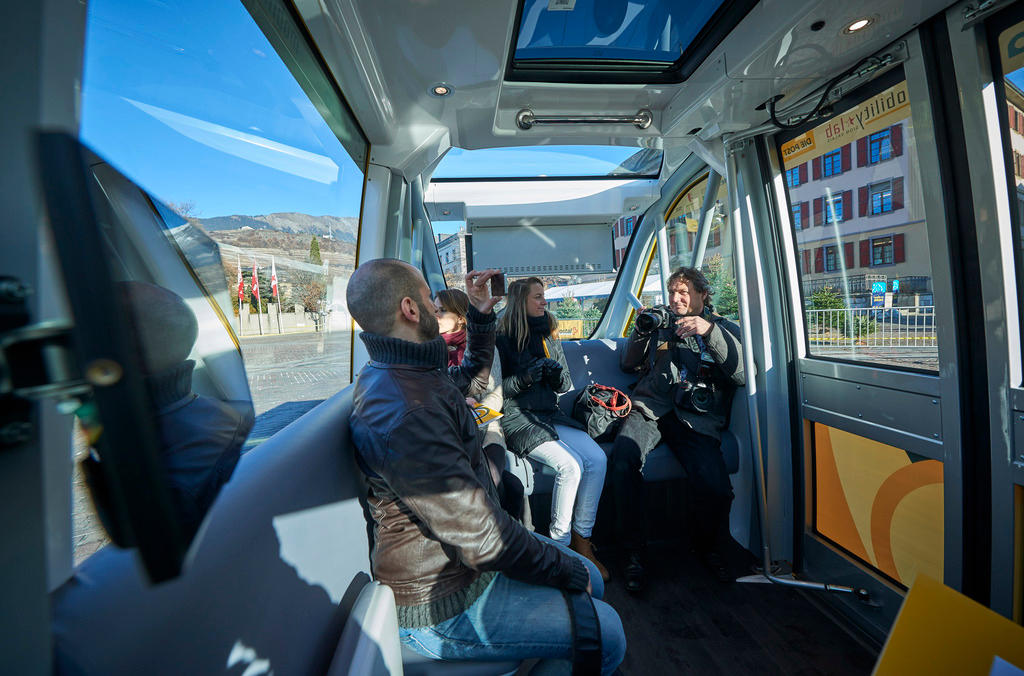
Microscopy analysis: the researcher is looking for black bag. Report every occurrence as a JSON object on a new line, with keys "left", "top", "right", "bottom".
{"left": 572, "top": 384, "right": 632, "bottom": 441}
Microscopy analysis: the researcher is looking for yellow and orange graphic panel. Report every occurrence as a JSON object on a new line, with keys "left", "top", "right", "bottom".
{"left": 813, "top": 423, "right": 943, "bottom": 587}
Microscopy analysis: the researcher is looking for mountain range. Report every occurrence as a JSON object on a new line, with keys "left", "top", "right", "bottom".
{"left": 197, "top": 212, "right": 359, "bottom": 242}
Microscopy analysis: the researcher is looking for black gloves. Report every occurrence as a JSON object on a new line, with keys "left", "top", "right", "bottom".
{"left": 541, "top": 358, "right": 563, "bottom": 387}
{"left": 522, "top": 359, "right": 547, "bottom": 386}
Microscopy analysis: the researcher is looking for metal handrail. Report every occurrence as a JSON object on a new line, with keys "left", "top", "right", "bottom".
{"left": 515, "top": 108, "right": 653, "bottom": 130}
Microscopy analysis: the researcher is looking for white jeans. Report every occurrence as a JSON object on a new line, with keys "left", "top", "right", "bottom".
{"left": 528, "top": 424, "right": 607, "bottom": 543}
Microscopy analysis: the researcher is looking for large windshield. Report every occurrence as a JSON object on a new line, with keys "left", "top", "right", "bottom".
{"left": 432, "top": 146, "right": 662, "bottom": 180}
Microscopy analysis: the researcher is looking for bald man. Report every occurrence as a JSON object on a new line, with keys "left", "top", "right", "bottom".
{"left": 347, "top": 259, "right": 625, "bottom": 674}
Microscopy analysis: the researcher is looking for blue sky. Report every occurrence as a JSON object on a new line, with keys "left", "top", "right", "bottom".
{"left": 81, "top": 0, "right": 363, "bottom": 219}
{"left": 80, "top": 0, "right": 638, "bottom": 223}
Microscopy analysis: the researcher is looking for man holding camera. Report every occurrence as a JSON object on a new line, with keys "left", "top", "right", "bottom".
{"left": 610, "top": 267, "right": 745, "bottom": 592}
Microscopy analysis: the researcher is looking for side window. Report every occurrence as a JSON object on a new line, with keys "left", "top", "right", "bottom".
{"left": 992, "top": 16, "right": 1024, "bottom": 371}
{"left": 778, "top": 72, "right": 938, "bottom": 371}
{"left": 75, "top": 0, "right": 366, "bottom": 562}
{"left": 664, "top": 172, "right": 739, "bottom": 319}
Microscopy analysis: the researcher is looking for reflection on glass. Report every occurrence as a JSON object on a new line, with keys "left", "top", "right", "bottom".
{"left": 75, "top": 0, "right": 364, "bottom": 562}
{"left": 433, "top": 146, "right": 662, "bottom": 179}
{"left": 778, "top": 75, "right": 938, "bottom": 371}
{"left": 664, "top": 173, "right": 738, "bottom": 320}
{"left": 996, "top": 20, "right": 1024, "bottom": 353}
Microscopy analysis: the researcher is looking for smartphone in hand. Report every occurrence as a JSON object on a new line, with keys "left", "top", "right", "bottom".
{"left": 490, "top": 272, "right": 506, "bottom": 297}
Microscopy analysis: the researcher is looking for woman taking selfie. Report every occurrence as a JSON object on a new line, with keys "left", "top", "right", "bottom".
{"left": 435, "top": 289, "right": 531, "bottom": 525}
{"left": 496, "top": 277, "right": 609, "bottom": 580}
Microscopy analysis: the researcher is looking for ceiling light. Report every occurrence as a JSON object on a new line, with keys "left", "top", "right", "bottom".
{"left": 430, "top": 83, "right": 453, "bottom": 97}
{"left": 843, "top": 18, "right": 873, "bottom": 33}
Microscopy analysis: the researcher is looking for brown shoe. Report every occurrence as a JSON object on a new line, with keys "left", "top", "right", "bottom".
{"left": 570, "top": 531, "right": 611, "bottom": 582}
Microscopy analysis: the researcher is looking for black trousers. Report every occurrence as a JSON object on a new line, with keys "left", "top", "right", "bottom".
{"left": 609, "top": 410, "right": 734, "bottom": 553}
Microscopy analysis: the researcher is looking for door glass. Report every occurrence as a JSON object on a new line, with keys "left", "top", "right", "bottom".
{"left": 993, "top": 18, "right": 1024, "bottom": 374}
{"left": 777, "top": 70, "right": 939, "bottom": 371}
{"left": 665, "top": 172, "right": 739, "bottom": 319}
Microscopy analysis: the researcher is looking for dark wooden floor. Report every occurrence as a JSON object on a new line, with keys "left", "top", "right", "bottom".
{"left": 599, "top": 542, "right": 878, "bottom": 675}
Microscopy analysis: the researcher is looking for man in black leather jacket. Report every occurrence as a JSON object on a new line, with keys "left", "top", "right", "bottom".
{"left": 347, "top": 259, "right": 625, "bottom": 674}
{"left": 610, "top": 267, "right": 745, "bottom": 592}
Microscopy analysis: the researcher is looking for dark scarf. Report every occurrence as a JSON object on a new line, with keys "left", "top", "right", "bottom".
{"left": 499, "top": 314, "right": 551, "bottom": 376}
{"left": 359, "top": 332, "right": 447, "bottom": 368}
{"left": 442, "top": 329, "right": 467, "bottom": 367}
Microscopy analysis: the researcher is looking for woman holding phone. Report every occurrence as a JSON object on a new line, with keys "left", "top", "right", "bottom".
{"left": 496, "top": 277, "right": 609, "bottom": 580}
{"left": 435, "top": 288, "right": 531, "bottom": 525}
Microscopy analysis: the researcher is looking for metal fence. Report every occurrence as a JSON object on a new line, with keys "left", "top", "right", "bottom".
{"left": 805, "top": 306, "right": 937, "bottom": 348}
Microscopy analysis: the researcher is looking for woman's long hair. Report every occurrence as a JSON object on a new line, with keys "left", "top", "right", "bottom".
{"left": 435, "top": 288, "right": 469, "bottom": 331}
{"left": 497, "top": 277, "right": 557, "bottom": 352}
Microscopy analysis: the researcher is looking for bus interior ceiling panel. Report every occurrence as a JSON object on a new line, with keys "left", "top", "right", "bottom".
{"left": 294, "top": 0, "right": 960, "bottom": 181}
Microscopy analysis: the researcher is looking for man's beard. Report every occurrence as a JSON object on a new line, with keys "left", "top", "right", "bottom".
{"left": 416, "top": 300, "right": 440, "bottom": 342}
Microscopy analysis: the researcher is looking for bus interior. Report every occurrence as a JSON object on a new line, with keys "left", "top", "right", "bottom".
{"left": 5, "top": 0, "right": 1024, "bottom": 673}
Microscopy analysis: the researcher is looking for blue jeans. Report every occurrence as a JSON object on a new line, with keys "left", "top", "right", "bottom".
{"left": 399, "top": 534, "right": 626, "bottom": 675}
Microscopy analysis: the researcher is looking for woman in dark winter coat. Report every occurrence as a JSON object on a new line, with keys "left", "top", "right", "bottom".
{"left": 496, "top": 277, "right": 608, "bottom": 580}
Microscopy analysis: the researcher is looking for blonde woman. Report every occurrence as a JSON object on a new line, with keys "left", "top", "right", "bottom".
{"left": 496, "top": 277, "right": 609, "bottom": 580}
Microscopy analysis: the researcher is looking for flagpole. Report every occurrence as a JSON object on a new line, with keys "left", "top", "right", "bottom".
{"left": 272, "top": 256, "right": 282, "bottom": 334}
{"left": 237, "top": 255, "right": 244, "bottom": 338}
{"left": 253, "top": 257, "right": 264, "bottom": 336}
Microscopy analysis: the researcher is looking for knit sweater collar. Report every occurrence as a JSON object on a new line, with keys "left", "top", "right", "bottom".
{"left": 144, "top": 360, "right": 195, "bottom": 410}
{"left": 360, "top": 332, "right": 447, "bottom": 368}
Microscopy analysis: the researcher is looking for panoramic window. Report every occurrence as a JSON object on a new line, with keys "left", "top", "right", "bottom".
{"left": 993, "top": 16, "right": 1024, "bottom": 374}
{"left": 513, "top": 0, "right": 724, "bottom": 63}
{"left": 432, "top": 145, "right": 662, "bottom": 180}
{"left": 664, "top": 171, "right": 738, "bottom": 320}
{"left": 778, "top": 71, "right": 938, "bottom": 371}
{"left": 76, "top": 0, "right": 365, "bottom": 562}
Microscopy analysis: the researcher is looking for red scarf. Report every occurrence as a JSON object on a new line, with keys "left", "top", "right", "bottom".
{"left": 443, "top": 329, "right": 467, "bottom": 367}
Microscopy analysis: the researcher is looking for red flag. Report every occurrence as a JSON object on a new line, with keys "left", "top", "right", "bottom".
{"left": 271, "top": 257, "right": 279, "bottom": 299}
{"left": 252, "top": 258, "right": 260, "bottom": 302}
{"left": 237, "top": 258, "right": 244, "bottom": 301}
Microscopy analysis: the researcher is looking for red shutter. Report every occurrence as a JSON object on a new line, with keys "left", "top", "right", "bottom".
{"left": 858, "top": 186, "right": 869, "bottom": 217}
{"left": 813, "top": 197, "right": 823, "bottom": 226}
{"left": 890, "top": 124, "right": 903, "bottom": 157}
{"left": 857, "top": 137, "right": 868, "bottom": 167}
{"left": 860, "top": 239, "right": 871, "bottom": 267}
{"left": 801, "top": 202, "right": 809, "bottom": 226}
{"left": 802, "top": 249, "right": 811, "bottom": 274}
{"left": 892, "top": 177, "right": 905, "bottom": 210}
{"left": 842, "top": 190, "right": 852, "bottom": 221}
{"left": 1010, "top": 104, "right": 1016, "bottom": 130}
{"left": 799, "top": 163, "right": 808, "bottom": 184}
{"left": 812, "top": 156, "right": 822, "bottom": 180}
{"left": 893, "top": 233, "right": 905, "bottom": 263}
{"left": 844, "top": 242, "right": 854, "bottom": 268}
{"left": 841, "top": 144, "right": 852, "bottom": 172}
{"left": 814, "top": 247, "right": 824, "bottom": 273}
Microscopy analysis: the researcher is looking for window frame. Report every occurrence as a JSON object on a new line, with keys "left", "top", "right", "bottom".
{"left": 869, "top": 129, "right": 893, "bottom": 165}
{"left": 870, "top": 180, "right": 895, "bottom": 215}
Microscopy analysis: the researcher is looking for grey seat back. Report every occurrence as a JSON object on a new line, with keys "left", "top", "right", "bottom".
{"left": 328, "top": 581, "right": 404, "bottom": 676}
{"left": 53, "top": 387, "right": 370, "bottom": 675}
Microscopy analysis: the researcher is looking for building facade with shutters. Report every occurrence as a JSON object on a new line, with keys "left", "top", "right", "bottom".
{"left": 611, "top": 214, "right": 636, "bottom": 269}
{"left": 437, "top": 229, "right": 470, "bottom": 276}
{"left": 788, "top": 117, "right": 932, "bottom": 306}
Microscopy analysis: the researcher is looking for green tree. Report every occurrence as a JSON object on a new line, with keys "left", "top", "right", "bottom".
{"left": 809, "top": 285, "right": 844, "bottom": 310}
{"left": 249, "top": 267, "right": 271, "bottom": 313}
{"left": 553, "top": 296, "right": 583, "bottom": 320}
{"left": 704, "top": 254, "right": 738, "bottom": 318}
{"left": 309, "top": 235, "right": 322, "bottom": 265}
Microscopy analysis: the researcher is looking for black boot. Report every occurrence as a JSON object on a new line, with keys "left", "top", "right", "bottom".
{"left": 624, "top": 550, "right": 646, "bottom": 593}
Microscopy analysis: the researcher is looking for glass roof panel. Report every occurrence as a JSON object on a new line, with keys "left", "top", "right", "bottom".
{"left": 514, "top": 0, "right": 727, "bottom": 64}
{"left": 432, "top": 146, "right": 662, "bottom": 180}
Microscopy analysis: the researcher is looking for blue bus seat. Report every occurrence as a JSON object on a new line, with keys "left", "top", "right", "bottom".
{"left": 529, "top": 338, "right": 741, "bottom": 494}
{"left": 52, "top": 386, "right": 518, "bottom": 676}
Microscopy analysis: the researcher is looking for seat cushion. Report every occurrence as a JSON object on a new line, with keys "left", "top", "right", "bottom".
{"left": 528, "top": 338, "right": 740, "bottom": 494}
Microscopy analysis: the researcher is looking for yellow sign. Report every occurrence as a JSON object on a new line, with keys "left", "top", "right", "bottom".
{"left": 556, "top": 319, "right": 583, "bottom": 339}
{"left": 782, "top": 81, "right": 910, "bottom": 167}
{"left": 875, "top": 575, "right": 1024, "bottom": 675}
{"left": 1000, "top": 21, "right": 1024, "bottom": 74}
{"left": 685, "top": 216, "right": 699, "bottom": 233}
